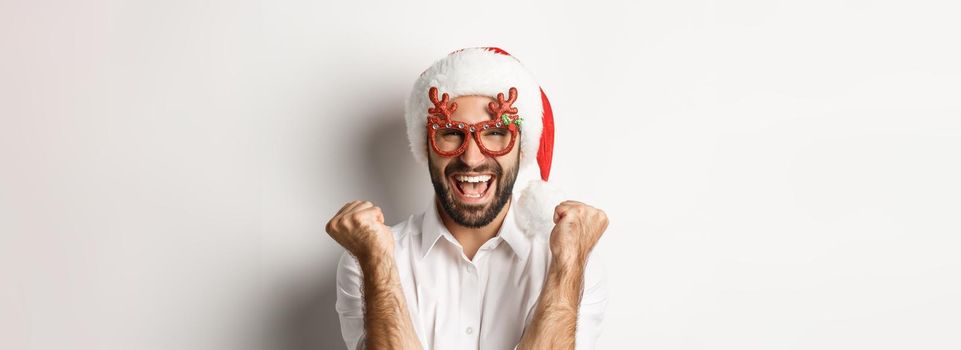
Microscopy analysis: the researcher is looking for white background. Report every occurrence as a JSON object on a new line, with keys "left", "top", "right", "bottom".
{"left": 2, "top": 0, "right": 959, "bottom": 349}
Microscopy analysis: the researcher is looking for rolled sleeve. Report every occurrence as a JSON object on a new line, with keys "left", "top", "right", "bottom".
{"left": 335, "top": 251, "right": 367, "bottom": 350}
{"left": 513, "top": 250, "right": 610, "bottom": 350}
{"left": 575, "top": 250, "right": 609, "bottom": 349}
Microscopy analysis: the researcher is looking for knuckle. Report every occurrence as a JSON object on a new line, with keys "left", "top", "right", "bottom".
{"left": 347, "top": 212, "right": 362, "bottom": 222}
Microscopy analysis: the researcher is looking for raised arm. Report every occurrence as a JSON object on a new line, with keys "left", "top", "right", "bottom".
{"left": 327, "top": 201, "right": 422, "bottom": 350}
{"left": 517, "top": 201, "right": 609, "bottom": 350}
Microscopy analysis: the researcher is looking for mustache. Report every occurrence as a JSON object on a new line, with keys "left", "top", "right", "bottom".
{"left": 444, "top": 158, "right": 502, "bottom": 176}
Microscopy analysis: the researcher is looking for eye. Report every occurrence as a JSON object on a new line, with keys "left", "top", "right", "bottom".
{"left": 481, "top": 128, "right": 510, "bottom": 138}
{"left": 440, "top": 130, "right": 464, "bottom": 138}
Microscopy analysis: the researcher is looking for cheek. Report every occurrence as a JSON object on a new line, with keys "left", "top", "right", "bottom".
{"left": 428, "top": 156, "right": 449, "bottom": 176}
{"left": 506, "top": 146, "right": 521, "bottom": 164}
{"left": 498, "top": 151, "right": 520, "bottom": 172}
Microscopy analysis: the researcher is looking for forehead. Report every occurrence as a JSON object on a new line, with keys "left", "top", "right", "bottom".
{"left": 451, "top": 95, "right": 496, "bottom": 124}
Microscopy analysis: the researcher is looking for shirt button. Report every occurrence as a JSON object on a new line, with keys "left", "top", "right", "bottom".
{"left": 465, "top": 327, "right": 473, "bottom": 334}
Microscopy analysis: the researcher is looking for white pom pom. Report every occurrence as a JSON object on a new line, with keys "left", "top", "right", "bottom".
{"left": 515, "top": 179, "right": 565, "bottom": 237}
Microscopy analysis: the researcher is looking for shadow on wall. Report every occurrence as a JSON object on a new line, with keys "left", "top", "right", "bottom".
{"left": 266, "top": 107, "right": 432, "bottom": 350}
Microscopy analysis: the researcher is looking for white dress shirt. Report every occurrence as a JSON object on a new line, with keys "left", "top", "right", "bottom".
{"left": 335, "top": 199, "right": 608, "bottom": 350}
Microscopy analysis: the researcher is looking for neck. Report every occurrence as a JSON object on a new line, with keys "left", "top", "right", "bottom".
{"left": 435, "top": 197, "right": 511, "bottom": 261}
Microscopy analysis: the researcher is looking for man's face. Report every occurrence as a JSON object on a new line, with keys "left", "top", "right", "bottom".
{"left": 427, "top": 95, "right": 521, "bottom": 228}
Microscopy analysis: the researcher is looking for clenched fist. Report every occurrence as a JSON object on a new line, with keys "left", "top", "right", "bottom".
{"left": 325, "top": 201, "right": 395, "bottom": 260}
{"left": 549, "top": 200, "right": 609, "bottom": 266}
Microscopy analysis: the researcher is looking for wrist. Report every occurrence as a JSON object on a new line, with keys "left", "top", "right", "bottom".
{"left": 353, "top": 230, "right": 394, "bottom": 261}
{"left": 550, "top": 249, "right": 587, "bottom": 270}
{"left": 547, "top": 256, "right": 586, "bottom": 287}
{"left": 356, "top": 244, "right": 394, "bottom": 269}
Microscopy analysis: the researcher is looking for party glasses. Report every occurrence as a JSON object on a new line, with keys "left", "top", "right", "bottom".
{"left": 425, "top": 86, "right": 524, "bottom": 158}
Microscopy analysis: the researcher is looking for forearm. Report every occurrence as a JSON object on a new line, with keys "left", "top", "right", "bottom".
{"left": 517, "top": 258, "right": 586, "bottom": 350}
{"left": 360, "top": 253, "right": 422, "bottom": 350}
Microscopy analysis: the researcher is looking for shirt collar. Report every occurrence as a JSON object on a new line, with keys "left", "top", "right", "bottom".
{"left": 421, "top": 198, "right": 530, "bottom": 261}
{"left": 420, "top": 199, "right": 451, "bottom": 258}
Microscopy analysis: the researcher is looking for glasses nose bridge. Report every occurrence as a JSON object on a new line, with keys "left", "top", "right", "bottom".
{"left": 459, "top": 128, "right": 488, "bottom": 161}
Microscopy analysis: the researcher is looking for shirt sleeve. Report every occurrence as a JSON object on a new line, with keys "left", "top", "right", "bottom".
{"left": 335, "top": 251, "right": 367, "bottom": 350}
{"left": 575, "top": 250, "right": 609, "bottom": 349}
{"left": 513, "top": 250, "right": 610, "bottom": 350}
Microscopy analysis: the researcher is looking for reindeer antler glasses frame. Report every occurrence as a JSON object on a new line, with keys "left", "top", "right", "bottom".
{"left": 425, "top": 86, "right": 524, "bottom": 158}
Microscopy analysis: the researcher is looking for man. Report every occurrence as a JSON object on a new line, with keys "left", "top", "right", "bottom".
{"left": 326, "top": 47, "right": 609, "bottom": 350}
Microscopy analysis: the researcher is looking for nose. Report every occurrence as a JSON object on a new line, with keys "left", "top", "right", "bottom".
{"left": 459, "top": 134, "right": 486, "bottom": 168}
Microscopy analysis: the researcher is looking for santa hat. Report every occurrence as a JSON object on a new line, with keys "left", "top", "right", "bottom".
{"left": 404, "top": 47, "right": 563, "bottom": 237}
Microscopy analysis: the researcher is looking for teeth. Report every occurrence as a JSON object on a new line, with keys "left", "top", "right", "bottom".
{"left": 455, "top": 175, "right": 492, "bottom": 183}
{"left": 464, "top": 193, "right": 482, "bottom": 198}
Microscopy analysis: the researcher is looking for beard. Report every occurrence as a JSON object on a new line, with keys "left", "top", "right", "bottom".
{"left": 429, "top": 156, "right": 518, "bottom": 228}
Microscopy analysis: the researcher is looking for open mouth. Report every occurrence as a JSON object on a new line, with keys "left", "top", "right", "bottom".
{"left": 449, "top": 173, "right": 495, "bottom": 203}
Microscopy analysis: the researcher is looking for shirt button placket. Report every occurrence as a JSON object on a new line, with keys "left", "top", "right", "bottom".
{"left": 460, "top": 260, "right": 480, "bottom": 348}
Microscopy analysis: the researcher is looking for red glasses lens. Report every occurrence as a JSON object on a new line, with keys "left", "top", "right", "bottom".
{"left": 432, "top": 128, "right": 466, "bottom": 153}
{"left": 477, "top": 126, "right": 512, "bottom": 153}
